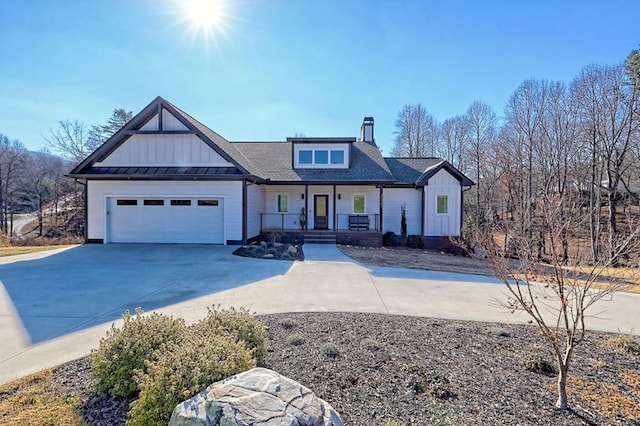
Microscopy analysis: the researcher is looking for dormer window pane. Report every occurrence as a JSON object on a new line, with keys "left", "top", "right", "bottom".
{"left": 299, "top": 150, "right": 312, "bottom": 164}
{"left": 315, "top": 150, "right": 328, "bottom": 164}
{"left": 330, "top": 150, "right": 344, "bottom": 164}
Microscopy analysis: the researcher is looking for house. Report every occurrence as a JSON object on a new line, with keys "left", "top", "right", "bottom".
{"left": 68, "top": 97, "right": 473, "bottom": 246}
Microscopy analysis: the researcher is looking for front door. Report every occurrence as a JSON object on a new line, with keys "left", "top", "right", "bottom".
{"left": 314, "top": 195, "right": 328, "bottom": 229}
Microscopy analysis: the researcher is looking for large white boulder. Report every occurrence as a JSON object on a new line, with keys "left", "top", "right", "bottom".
{"left": 169, "top": 367, "right": 343, "bottom": 426}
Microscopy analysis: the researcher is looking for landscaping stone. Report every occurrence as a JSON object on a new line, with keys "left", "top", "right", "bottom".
{"left": 169, "top": 367, "right": 343, "bottom": 426}
{"left": 233, "top": 241, "right": 304, "bottom": 261}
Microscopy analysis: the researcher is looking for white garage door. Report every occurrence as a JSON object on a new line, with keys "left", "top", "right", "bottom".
{"left": 107, "top": 197, "right": 224, "bottom": 244}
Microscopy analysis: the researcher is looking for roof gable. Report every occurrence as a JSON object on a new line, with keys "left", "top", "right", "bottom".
{"left": 384, "top": 157, "right": 474, "bottom": 186}
{"left": 69, "top": 97, "right": 254, "bottom": 178}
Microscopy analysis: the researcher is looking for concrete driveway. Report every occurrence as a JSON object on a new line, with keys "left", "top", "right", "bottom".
{"left": 0, "top": 243, "right": 638, "bottom": 384}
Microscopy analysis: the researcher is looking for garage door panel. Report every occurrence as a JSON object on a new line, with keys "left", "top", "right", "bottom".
{"left": 107, "top": 197, "right": 224, "bottom": 244}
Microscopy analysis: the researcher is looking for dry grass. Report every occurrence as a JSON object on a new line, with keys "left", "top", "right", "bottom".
{"left": 566, "top": 376, "right": 640, "bottom": 422}
{"left": 0, "top": 245, "right": 76, "bottom": 257}
{"left": 0, "top": 369, "right": 83, "bottom": 426}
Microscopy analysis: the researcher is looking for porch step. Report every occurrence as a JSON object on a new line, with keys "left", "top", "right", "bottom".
{"left": 303, "top": 233, "right": 336, "bottom": 244}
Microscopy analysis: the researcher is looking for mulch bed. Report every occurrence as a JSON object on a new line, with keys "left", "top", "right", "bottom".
{"left": 49, "top": 313, "right": 638, "bottom": 425}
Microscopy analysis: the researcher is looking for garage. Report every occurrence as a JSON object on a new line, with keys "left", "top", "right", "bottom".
{"left": 106, "top": 197, "right": 225, "bottom": 244}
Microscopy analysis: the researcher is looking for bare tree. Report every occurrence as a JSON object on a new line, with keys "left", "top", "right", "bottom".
{"left": 439, "top": 115, "right": 470, "bottom": 172}
{"left": 391, "top": 104, "right": 439, "bottom": 157}
{"left": 504, "top": 79, "right": 550, "bottom": 256}
{"left": 0, "top": 136, "right": 27, "bottom": 236}
{"left": 465, "top": 101, "right": 497, "bottom": 233}
{"left": 475, "top": 191, "right": 638, "bottom": 410}
{"left": 44, "top": 120, "right": 92, "bottom": 163}
{"left": 572, "top": 63, "right": 639, "bottom": 265}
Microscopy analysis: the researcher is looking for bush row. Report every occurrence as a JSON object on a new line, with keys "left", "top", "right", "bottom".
{"left": 382, "top": 231, "right": 425, "bottom": 249}
{"left": 89, "top": 306, "right": 265, "bottom": 425}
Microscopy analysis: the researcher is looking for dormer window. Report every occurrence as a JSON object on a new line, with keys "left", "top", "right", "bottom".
{"left": 291, "top": 139, "right": 352, "bottom": 169}
{"left": 330, "top": 150, "right": 344, "bottom": 164}
{"left": 315, "top": 150, "right": 328, "bottom": 164}
{"left": 299, "top": 150, "right": 312, "bottom": 164}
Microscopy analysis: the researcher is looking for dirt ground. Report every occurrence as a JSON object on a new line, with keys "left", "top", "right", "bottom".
{"left": 338, "top": 245, "right": 493, "bottom": 276}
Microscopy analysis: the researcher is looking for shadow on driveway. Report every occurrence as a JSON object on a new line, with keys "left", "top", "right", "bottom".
{"left": 0, "top": 244, "right": 292, "bottom": 344}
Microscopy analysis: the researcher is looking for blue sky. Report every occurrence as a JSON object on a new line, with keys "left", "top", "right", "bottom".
{"left": 1, "top": 0, "right": 638, "bottom": 156}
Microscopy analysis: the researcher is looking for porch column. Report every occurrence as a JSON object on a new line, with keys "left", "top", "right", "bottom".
{"left": 420, "top": 186, "right": 425, "bottom": 237}
{"left": 332, "top": 184, "right": 336, "bottom": 231}
{"left": 242, "top": 179, "right": 248, "bottom": 245}
{"left": 304, "top": 184, "right": 308, "bottom": 231}
{"left": 378, "top": 186, "right": 383, "bottom": 232}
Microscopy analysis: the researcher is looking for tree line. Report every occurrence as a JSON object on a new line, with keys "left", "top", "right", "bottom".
{"left": 0, "top": 108, "right": 132, "bottom": 240}
{"left": 392, "top": 49, "right": 640, "bottom": 266}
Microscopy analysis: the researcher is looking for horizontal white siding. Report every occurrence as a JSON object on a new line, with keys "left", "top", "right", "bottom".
{"left": 425, "top": 169, "right": 461, "bottom": 236}
{"left": 382, "top": 188, "right": 422, "bottom": 235}
{"left": 87, "top": 180, "right": 243, "bottom": 242}
{"left": 95, "top": 134, "right": 233, "bottom": 167}
{"left": 335, "top": 185, "right": 379, "bottom": 230}
{"left": 264, "top": 185, "right": 306, "bottom": 230}
{"left": 247, "top": 184, "right": 265, "bottom": 239}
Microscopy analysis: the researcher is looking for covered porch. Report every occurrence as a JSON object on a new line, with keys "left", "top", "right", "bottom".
{"left": 258, "top": 183, "right": 384, "bottom": 246}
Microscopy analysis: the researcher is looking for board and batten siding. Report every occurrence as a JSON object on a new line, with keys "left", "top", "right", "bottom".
{"left": 424, "top": 169, "right": 462, "bottom": 236}
{"left": 87, "top": 180, "right": 243, "bottom": 242}
{"left": 246, "top": 184, "right": 266, "bottom": 239}
{"left": 382, "top": 188, "right": 422, "bottom": 235}
{"left": 334, "top": 185, "right": 379, "bottom": 231}
{"left": 94, "top": 134, "right": 234, "bottom": 167}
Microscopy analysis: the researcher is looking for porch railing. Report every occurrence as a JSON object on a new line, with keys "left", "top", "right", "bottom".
{"left": 260, "top": 213, "right": 380, "bottom": 232}
{"left": 260, "top": 213, "right": 305, "bottom": 232}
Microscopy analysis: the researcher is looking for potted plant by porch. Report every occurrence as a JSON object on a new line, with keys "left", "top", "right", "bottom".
{"left": 299, "top": 207, "right": 306, "bottom": 230}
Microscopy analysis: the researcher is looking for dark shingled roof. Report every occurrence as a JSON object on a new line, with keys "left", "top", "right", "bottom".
{"left": 384, "top": 157, "right": 443, "bottom": 184}
{"left": 233, "top": 141, "right": 395, "bottom": 183}
{"left": 68, "top": 96, "right": 473, "bottom": 186}
{"left": 384, "top": 157, "right": 474, "bottom": 186}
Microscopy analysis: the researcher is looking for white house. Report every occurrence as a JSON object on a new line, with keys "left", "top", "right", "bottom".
{"left": 69, "top": 97, "right": 474, "bottom": 246}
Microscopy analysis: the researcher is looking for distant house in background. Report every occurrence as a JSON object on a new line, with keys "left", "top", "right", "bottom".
{"left": 68, "top": 97, "right": 474, "bottom": 247}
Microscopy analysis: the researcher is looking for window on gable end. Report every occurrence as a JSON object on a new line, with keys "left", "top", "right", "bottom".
{"left": 437, "top": 195, "right": 448, "bottom": 214}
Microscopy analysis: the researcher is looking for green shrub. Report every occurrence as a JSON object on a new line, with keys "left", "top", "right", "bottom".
{"left": 279, "top": 318, "right": 300, "bottom": 330}
{"left": 489, "top": 327, "right": 511, "bottom": 337}
{"left": 523, "top": 354, "right": 557, "bottom": 375}
{"left": 321, "top": 342, "right": 339, "bottom": 358}
{"left": 128, "top": 333, "right": 255, "bottom": 426}
{"left": 406, "top": 235, "right": 424, "bottom": 249}
{"left": 89, "top": 308, "right": 186, "bottom": 397}
{"left": 287, "top": 334, "right": 304, "bottom": 346}
{"left": 360, "top": 338, "right": 381, "bottom": 351}
{"left": 382, "top": 231, "right": 397, "bottom": 246}
{"left": 190, "top": 306, "right": 266, "bottom": 366}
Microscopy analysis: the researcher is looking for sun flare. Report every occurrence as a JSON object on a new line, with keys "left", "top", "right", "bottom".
{"left": 185, "top": 0, "right": 224, "bottom": 29}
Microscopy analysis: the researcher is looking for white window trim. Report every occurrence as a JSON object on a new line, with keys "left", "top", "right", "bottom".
{"left": 436, "top": 194, "right": 449, "bottom": 215}
{"left": 277, "top": 194, "right": 289, "bottom": 213}
{"left": 353, "top": 194, "right": 366, "bottom": 214}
